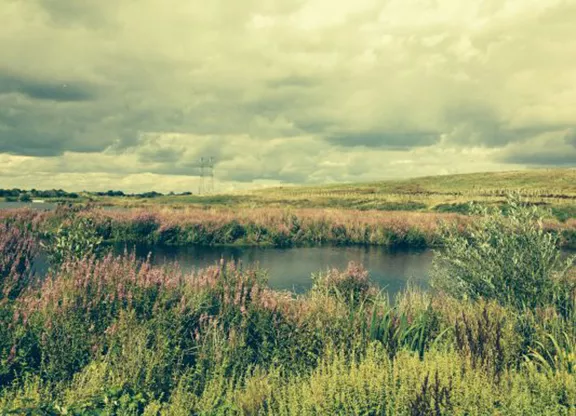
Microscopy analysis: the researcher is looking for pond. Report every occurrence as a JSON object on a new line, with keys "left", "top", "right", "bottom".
{"left": 114, "top": 244, "right": 434, "bottom": 296}
{"left": 0, "top": 201, "right": 58, "bottom": 210}
{"left": 0, "top": 201, "right": 131, "bottom": 211}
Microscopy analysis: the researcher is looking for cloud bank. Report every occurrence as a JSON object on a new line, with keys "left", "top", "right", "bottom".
{"left": 0, "top": 0, "right": 575, "bottom": 192}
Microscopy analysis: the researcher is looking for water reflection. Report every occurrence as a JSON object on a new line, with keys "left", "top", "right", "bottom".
{"left": 115, "top": 244, "right": 434, "bottom": 296}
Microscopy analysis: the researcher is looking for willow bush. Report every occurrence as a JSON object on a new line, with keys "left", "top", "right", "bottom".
{"left": 431, "top": 195, "right": 575, "bottom": 309}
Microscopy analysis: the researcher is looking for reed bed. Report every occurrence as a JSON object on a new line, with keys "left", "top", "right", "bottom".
{"left": 0, "top": 207, "right": 575, "bottom": 414}
{"left": 80, "top": 207, "right": 465, "bottom": 248}
{"left": 2, "top": 202, "right": 574, "bottom": 250}
{"left": 79, "top": 206, "right": 575, "bottom": 249}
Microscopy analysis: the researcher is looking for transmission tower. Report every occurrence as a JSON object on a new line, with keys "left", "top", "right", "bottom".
{"left": 208, "top": 156, "right": 215, "bottom": 194}
{"left": 197, "top": 156, "right": 215, "bottom": 195}
{"left": 199, "top": 157, "right": 205, "bottom": 195}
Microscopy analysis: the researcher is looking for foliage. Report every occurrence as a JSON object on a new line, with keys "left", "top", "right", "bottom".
{"left": 42, "top": 217, "right": 104, "bottom": 268}
{"left": 431, "top": 195, "right": 575, "bottom": 309}
{"left": 311, "top": 262, "right": 374, "bottom": 306}
{"left": 0, "top": 221, "right": 37, "bottom": 301}
{"left": 0, "top": 194, "right": 575, "bottom": 414}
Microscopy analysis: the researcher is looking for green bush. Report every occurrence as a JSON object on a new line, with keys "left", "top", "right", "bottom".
{"left": 18, "top": 194, "right": 31, "bottom": 203}
{"left": 42, "top": 217, "right": 104, "bottom": 268}
{"left": 431, "top": 195, "right": 575, "bottom": 309}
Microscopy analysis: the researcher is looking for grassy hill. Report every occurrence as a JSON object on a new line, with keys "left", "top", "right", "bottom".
{"left": 242, "top": 169, "right": 575, "bottom": 214}
{"left": 87, "top": 169, "right": 575, "bottom": 220}
{"left": 256, "top": 168, "right": 576, "bottom": 197}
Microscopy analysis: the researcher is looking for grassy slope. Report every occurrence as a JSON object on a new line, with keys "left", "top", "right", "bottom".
{"left": 96, "top": 169, "right": 575, "bottom": 220}
{"left": 257, "top": 168, "right": 576, "bottom": 196}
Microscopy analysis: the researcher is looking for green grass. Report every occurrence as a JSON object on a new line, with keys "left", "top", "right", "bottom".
{"left": 83, "top": 169, "right": 576, "bottom": 222}
{"left": 274, "top": 168, "right": 576, "bottom": 196}
{"left": 1, "top": 197, "right": 575, "bottom": 414}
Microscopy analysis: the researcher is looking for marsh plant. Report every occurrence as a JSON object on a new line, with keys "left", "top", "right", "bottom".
{"left": 42, "top": 216, "right": 105, "bottom": 268}
{"left": 0, "top": 202, "right": 575, "bottom": 414}
{"left": 0, "top": 222, "right": 37, "bottom": 301}
{"left": 432, "top": 194, "right": 575, "bottom": 310}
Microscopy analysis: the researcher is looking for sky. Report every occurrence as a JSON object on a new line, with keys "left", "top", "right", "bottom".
{"left": 0, "top": 0, "right": 575, "bottom": 193}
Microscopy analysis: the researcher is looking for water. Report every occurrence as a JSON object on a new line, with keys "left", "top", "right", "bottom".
{"left": 0, "top": 201, "right": 58, "bottom": 210}
{"left": 114, "top": 244, "right": 434, "bottom": 296}
{"left": 0, "top": 201, "right": 128, "bottom": 211}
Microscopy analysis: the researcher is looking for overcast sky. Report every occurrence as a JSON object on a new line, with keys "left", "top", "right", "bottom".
{"left": 1, "top": 0, "right": 575, "bottom": 193}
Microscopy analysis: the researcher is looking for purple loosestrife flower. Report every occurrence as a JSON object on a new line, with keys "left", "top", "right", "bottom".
{"left": 0, "top": 221, "right": 37, "bottom": 300}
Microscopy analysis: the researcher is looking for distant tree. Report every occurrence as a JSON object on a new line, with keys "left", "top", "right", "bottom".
{"left": 137, "top": 191, "right": 163, "bottom": 198}
{"left": 18, "top": 193, "right": 31, "bottom": 203}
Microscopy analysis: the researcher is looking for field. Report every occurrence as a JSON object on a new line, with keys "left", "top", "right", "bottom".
{"left": 0, "top": 169, "right": 575, "bottom": 414}
{"left": 86, "top": 169, "right": 576, "bottom": 216}
{"left": 0, "top": 200, "right": 575, "bottom": 414}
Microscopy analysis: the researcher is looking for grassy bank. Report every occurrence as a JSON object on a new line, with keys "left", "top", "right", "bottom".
{"left": 87, "top": 170, "right": 576, "bottom": 219}
{"left": 82, "top": 208, "right": 465, "bottom": 249}
{"left": 37, "top": 206, "right": 576, "bottom": 250}
{"left": 0, "top": 200, "right": 575, "bottom": 414}
{"left": 2, "top": 204, "right": 575, "bottom": 250}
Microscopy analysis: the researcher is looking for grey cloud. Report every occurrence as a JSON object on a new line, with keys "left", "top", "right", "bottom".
{"left": 138, "top": 147, "right": 183, "bottom": 164}
{"left": 442, "top": 101, "right": 576, "bottom": 148}
{"left": 0, "top": 72, "right": 96, "bottom": 102}
{"left": 497, "top": 129, "right": 576, "bottom": 167}
{"left": 267, "top": 75, "right": 319, "bottom": 88}
{"left": 442, "top": 101, "right": 504, "bottom": 146}
{"left": 327, "top": 130, "right": 440, "bottom": 149}
{"left": 0, "top": 94, "right": 136, "bottom": 156}
{"left": 500, "top": 151, "right": 576, "bottom": 166}
{"left": 1, "top": 0, "right": 576, "bottom": 190}
{"left": 35, "top": 0, "right": 114, "bottom": 29}
{"left": 565, "top": 128, "right": 576, "bottom": 147}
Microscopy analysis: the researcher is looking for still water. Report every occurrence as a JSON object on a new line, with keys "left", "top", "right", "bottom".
{"left": 0, "top": 201, "right": 58, "bottom": 210}
{"left": 114, "top": 244, "right": 434, "bottom": 296}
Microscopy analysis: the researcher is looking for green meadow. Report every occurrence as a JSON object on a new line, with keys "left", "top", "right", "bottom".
{"left": 0, "top": 170, "right": 575, "bottom": 414}
{"left": 90, "top": 168, "right": 576, "bottom": 212}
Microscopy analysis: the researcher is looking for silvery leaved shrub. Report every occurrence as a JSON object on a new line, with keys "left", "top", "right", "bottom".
{"left": 432, "top": 194, "right": 575, "bottom": 310}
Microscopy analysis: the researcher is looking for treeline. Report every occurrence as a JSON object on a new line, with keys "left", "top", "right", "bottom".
{"left": 0, "top": 189, "right": 195, "bottom": 201}
{"left": 90, "top": 190, "right": 192, "bottom": 198}
{"left": 0, "top": 188, "right": 79, "bottom": 201}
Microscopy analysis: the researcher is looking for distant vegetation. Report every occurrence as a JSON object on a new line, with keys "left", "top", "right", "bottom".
{"left": 1, "top": 170, "right": 575, "bottom": 251}
{"left": 0, "top": 188, "right": 176, "bottom": 202}
{"left": 0, "top": 196, "right": 574, "bottom": 414}
{"left": 0, "top": 188, "right": 79, "bottom": 201}
{"left": 62, "top": 169, "right": 575, "bottom": 223}
{"left": 3, "top": 170, "right": 575, "bottom": 222}
{"left": 2, "top": 201, "right": 575, "bottom": 250}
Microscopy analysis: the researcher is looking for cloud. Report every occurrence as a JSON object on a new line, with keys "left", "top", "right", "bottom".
{"left": 0, "top": 0, "right": 575, "bottom": 191}
{"left": 327, "top": 130, "right": 440, "bottom": 149}
{"left": 0, "top": 71, "right": 96, "bottom": 102}
{"left": 566, "top": 128, "right": 576, "bottom": 148}
{"left": 497, "top": 129, "right": 576, "bottom": 166}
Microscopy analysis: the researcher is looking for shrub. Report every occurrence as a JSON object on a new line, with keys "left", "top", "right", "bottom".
{"left": 18, "top": 194, "right": 31, "bottom": 203}
{"left": 431, "top": 195, "right": 575, "bottom": 309}
{"left": 42, "top": 217, "right": 104, "bottom": 268}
